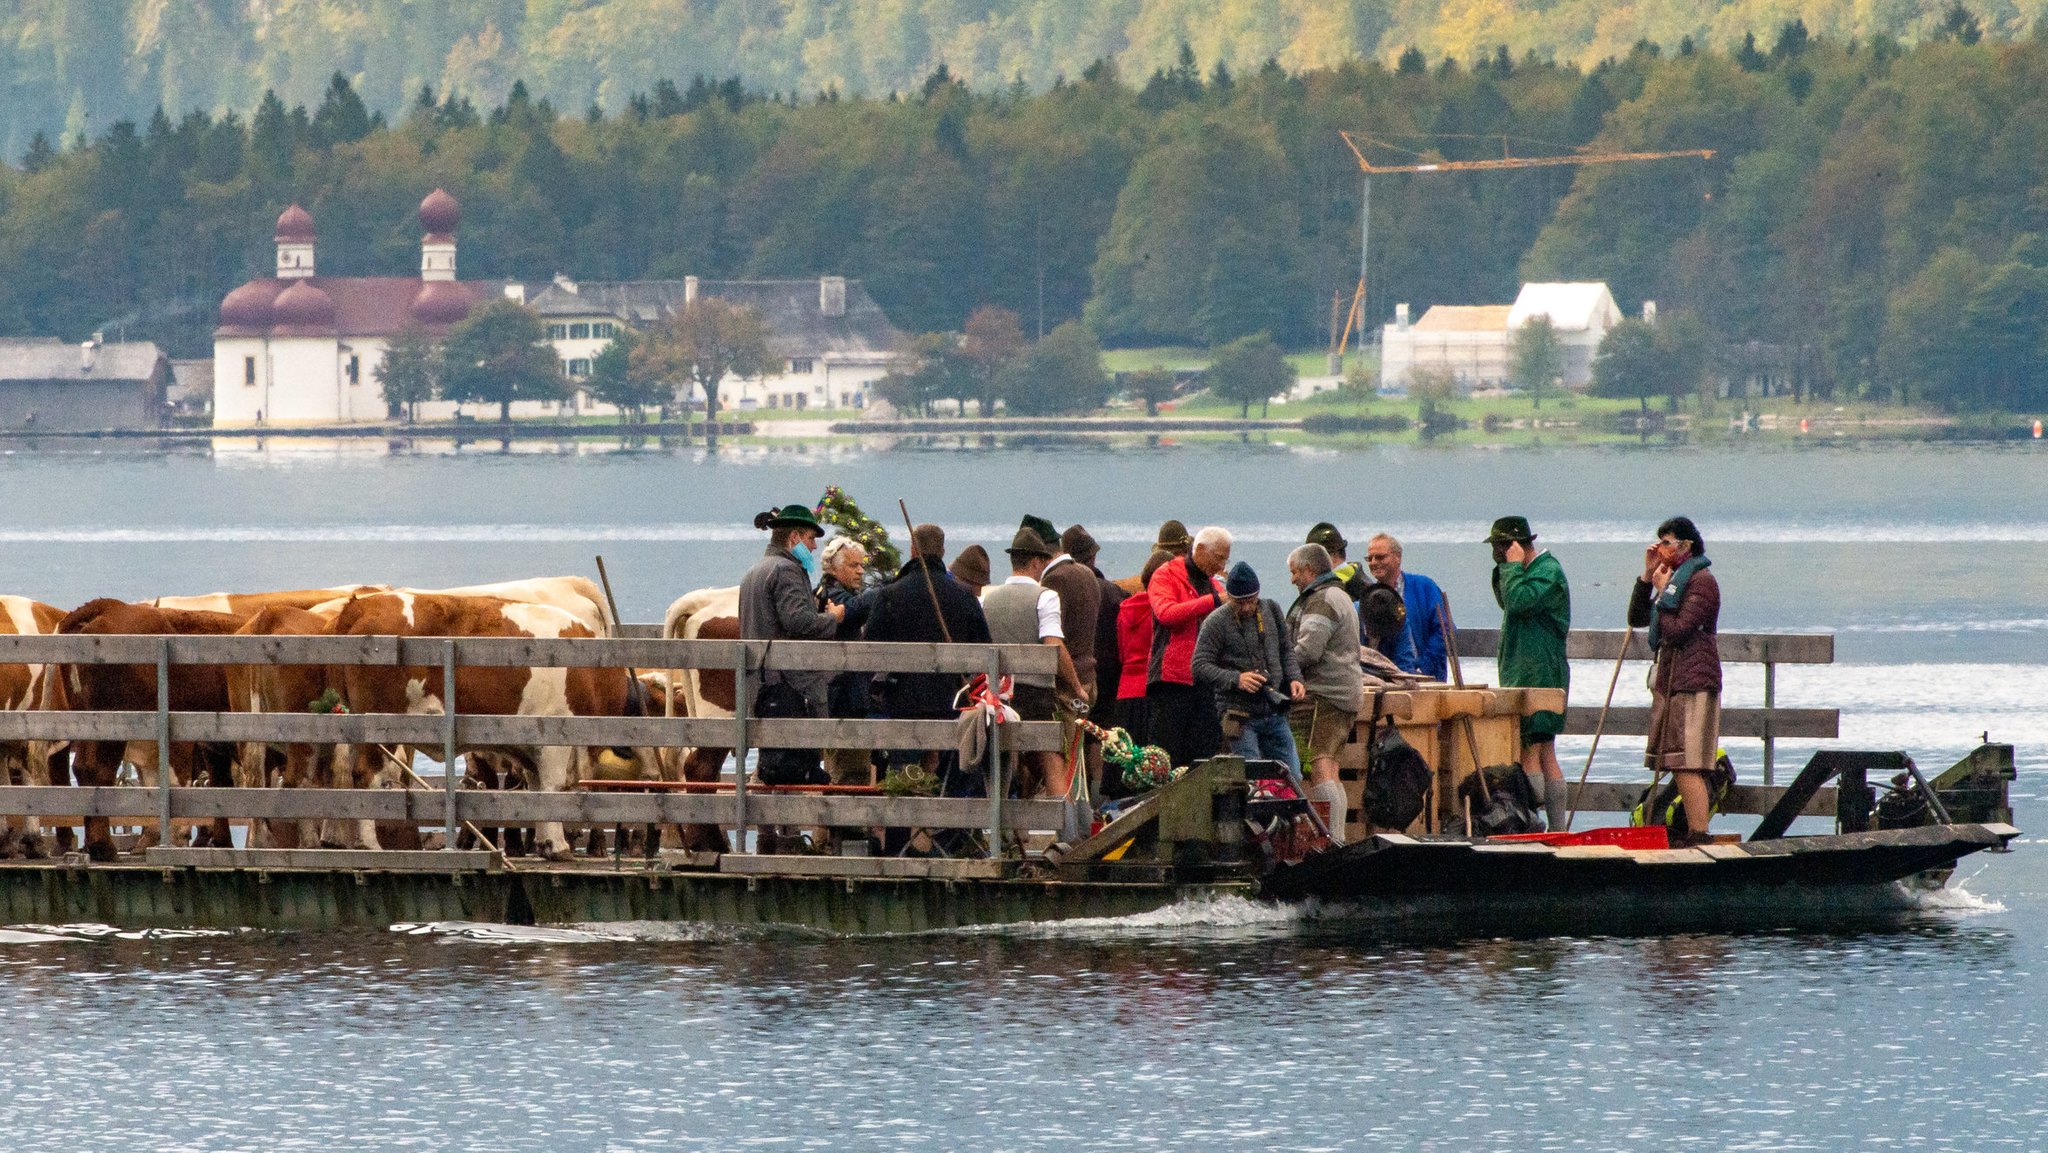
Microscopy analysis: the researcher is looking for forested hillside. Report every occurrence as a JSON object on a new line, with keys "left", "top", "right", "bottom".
{"left": 5, "top": 20, "right": 2048, "bottom": 409}
{"left": 0, "top": 0, "right": 2034, "bottom": 156}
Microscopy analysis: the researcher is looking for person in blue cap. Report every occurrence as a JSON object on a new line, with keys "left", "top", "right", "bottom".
{"left": 1192, "top": 561, "right": 1305, "bottom": 774}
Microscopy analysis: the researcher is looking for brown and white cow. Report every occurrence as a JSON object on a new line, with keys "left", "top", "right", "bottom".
{"left": 415, "top": 577, "right": 615, "bottom": 637}
{"left": 152, "top": 585, "right": 390, "bottom": 615}
{"left": 224, "top": 604, "right": 351, "bottom": 849}
{"left": 659, "top": 586, "right": 741, "bottom": 852}
{"left": 334, "top": 592, "right": 654, "bottom": 859}
{"left": 58, "top": 598, "right": 245, "bottom": 860}
{"left": 0, "top": 596, "right": 71, "bottom": 853}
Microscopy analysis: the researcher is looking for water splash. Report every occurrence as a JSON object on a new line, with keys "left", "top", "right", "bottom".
{"left": 390, "top": 919, "right": 745, "bottom": 944}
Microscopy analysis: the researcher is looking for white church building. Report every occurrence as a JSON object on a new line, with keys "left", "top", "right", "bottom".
{"left": 212, "top": 193, "right": 903, "bottom": 426}
{"left": 1378, "top": 282, "right": 1633, "bottom": 392}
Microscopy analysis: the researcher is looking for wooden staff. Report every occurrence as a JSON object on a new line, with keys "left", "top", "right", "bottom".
{"left": 1564, "top": 625, "right": 1635, "bottom": 832}
{"left": 898, "top": 499, "right": 952, "bottom": 644}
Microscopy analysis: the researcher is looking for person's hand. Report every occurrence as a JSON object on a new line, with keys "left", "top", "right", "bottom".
{"left": 1236, "top": 670, "right": 1267, "bottom": 693}
{"left": 1649, "top": 562, "right": 1673, "bottom": 594}
{"left": 1289, "top": 680, "right": 1307, "bottom": 701}
{"left": 1504, "top": 540, "right": 1529, "bottom": 565}
{"left": 826, "top": 601, "right": 846, "bottom": 621}
{"left": 1643, "top": 544, "right": 1664, "bottom": 582}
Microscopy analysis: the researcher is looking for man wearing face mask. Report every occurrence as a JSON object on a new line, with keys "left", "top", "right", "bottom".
{"left": 740, "top": 503, "right": 845, "bottom": 790}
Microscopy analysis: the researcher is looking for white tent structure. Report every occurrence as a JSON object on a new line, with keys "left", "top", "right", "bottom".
{"left": 1379, "top": 281, "right": 1628, "bottom": 392}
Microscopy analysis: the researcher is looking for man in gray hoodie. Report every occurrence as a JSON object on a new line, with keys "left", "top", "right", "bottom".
{"left": 1192, "top": 561, "right": 1304, "bottom": 773}
{"left": 1287, "top": 542, "right": 1363, "bottom": 841}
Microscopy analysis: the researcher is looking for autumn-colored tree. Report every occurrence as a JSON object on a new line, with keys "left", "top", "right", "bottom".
{"left": 960, "top": 306, "right": 1025, "bottom": 416}
{"left": 631, "top": 298, "right": 772, "bottom": 444}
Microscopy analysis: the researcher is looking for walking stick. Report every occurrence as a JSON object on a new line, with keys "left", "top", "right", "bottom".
{"left": 897, "top": 499, "right": 952, "bottom": 644}
{"left": 1564, "top": 625, "right": 1635, "bottom": 832}
{"left": 1433, "top": 599, "right": 1491, "bottom": 824}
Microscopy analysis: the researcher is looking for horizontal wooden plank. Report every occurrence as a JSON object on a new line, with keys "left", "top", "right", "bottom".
{"left": 1569, "top": 781, "right": 1838, "bottom": 818}
{"left": 0, "top": 633, "right": 1057, "bottom": 675}
{"left": 1561, "top": 706, "right": 1838, "bottom": 739}
{"left": 1455, "top": 628, "right": 1833, "bottom": 664}
{"left": 144, "top": 848, "right": 497, "bottom": 872}
{"left": 0, "top": 786, "right": 1071, "bottom": 831}
{"left": 0, "top": 711, "right": 1066, "bottom": 752}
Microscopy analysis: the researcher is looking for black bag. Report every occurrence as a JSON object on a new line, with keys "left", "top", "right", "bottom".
{"left": 1458, "top": 763, "right": 1543, "bottom": 836}
{"left": 753, "top": 678, "right": 827, "bottom": 786}
{"left": 1361, "top": 726, "right": 1432, "bottom": 831}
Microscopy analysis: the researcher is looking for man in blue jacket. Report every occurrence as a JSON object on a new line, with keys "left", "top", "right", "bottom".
{"left": 1366, "top": 533, "right": 1451, "bottom": 681}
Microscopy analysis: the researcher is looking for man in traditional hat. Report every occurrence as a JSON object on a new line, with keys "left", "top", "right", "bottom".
{"left": 948, "top": 544, "right": 991, "bottom": 596}
{"left": 1488, "top": 515, "right": 1572, "bottom": 830}
{"left": 982, "top": 527, "right": 1087, "bottom": 796}
{"left": 739, "top": 503, "right": 845, "bottom": 796}
{"left": 1115, "top": 520, "right": 1192, "bottom": 596}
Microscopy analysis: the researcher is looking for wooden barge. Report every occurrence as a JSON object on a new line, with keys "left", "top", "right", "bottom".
{"left": 0, "top": 628, "right": 2017, "bottom": 937}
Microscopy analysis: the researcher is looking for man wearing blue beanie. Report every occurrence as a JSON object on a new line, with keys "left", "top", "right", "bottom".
{"left": 1192, "top": 560, "right": 1305, "bottom": 774}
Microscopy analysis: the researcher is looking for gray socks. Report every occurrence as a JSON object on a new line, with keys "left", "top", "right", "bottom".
{"left": 1311, "top": 781, "right": 1349, "bottom": 845}
{"left": 1544, "top": 778, "right": 1568, "bottom": 831}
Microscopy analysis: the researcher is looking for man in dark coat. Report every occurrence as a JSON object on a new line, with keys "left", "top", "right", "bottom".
{"left": 863, "top": 523, "right": 991, "bottom": 787}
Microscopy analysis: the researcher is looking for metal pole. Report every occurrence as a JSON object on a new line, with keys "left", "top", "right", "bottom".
{"left": 1763, "top": 660, "right": 1776, "bottom": 786}
{"left": 442, "top": 640, "right": 458, "bottom": 848}
{"left": 156, "top": 637, "right": 172, "bottom": 847}
{"left": 1358, "top": 173, "right": 1371, "bottom": 345}
{"left": 733, "top": 647, "right": 750, "bottom": 854}
{"left": 986, "top": 650, "right": 1002, "bottom": 858}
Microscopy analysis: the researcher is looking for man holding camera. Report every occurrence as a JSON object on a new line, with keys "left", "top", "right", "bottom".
{"left": 1193, "top": 562, "right": 1306, "bottom": 774}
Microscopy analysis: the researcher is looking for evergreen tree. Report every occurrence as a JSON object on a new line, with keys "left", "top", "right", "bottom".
{"left": 1510, "top": 315, "right": 1563, "bottom": 408}
{"left": 1001, "top": 320, "right": 1108, "bottom": 415}
{"left": 1204, "top": 332, "right": 1294, "bottom": 418}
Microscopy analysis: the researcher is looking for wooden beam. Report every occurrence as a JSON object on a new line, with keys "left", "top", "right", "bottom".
{"left": 1560, "top": 706, "right": 1838, "bottom": 739}
{"left": 0, "top": 633, "right": 1058, "bottom": 675}
{"left": 0, "top": 785, "right": 1073, "bottom": 831}
{"left": 0, "top": 711, "right": 1066, "bottom": 752}
{"left": 716, "top": 854, "right": 1010, "bottom": 880}
{"left": 1454, "top": 628, "right": 1833, "bottom": 664}
{"left": 144, "top": 848, "right": 497, "bottom": 872}
{"left": 1569, "top": 780, "right": 1837, "bottom": 817}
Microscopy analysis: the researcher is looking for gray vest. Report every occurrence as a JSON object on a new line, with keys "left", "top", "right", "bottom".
{"left": 982, "top": 581, "right": 1053, "bottom": 689}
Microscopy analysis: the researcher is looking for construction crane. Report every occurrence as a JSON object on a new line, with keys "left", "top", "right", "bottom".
{"left": 1329, "top": 130, "right": 1715, "bottom": 366}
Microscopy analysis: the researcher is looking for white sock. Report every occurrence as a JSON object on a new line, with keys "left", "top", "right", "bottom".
{"left": 1311, "top": 781, "right": 1349, "bottom": 845}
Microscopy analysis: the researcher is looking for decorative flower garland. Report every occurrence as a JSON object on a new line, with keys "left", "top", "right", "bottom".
{"left": 815, "top": 485, "right": 901, "bottom": 582}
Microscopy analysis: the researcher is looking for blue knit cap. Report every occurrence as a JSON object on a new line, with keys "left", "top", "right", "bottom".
{"left": 1225, "top": 561, "right": 1260, "bottom": 598}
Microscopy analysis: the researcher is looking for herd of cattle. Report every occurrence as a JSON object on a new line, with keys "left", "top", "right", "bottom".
{"left": 0, "top": 578, "right": 749, "bottom": 862}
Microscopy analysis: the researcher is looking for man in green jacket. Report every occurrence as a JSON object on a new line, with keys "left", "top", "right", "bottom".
{"left": 1488, "top": 515, "right": 1571, "bottom": 830}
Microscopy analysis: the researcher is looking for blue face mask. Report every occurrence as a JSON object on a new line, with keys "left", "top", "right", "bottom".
{"left": 790, "top": 540, "right": 819, "bottom": 581}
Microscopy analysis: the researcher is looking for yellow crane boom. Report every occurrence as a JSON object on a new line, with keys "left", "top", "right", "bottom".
{"left": 1330, "top": 131, "right": 1715, "bottom": 366}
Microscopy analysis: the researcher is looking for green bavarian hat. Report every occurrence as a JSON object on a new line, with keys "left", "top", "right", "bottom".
{"left": 1006, "top": 526, "right": 1054, "bottom": 558}
{"left": 1484, "top": 515, "right": 1536, "bottom": 544}
{"left": 1019, "top": 514, "right": 1059, "bottom": 552}
{"left": 760, "top": 503, "right": 823, "bottom": 532}
{"left": 1305, "top": 522, "right": 1347, "bottom": 553}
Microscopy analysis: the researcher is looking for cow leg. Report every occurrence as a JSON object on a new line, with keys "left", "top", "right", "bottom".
{"left": 532, "top": 746, "right": 575, "bottom": 860}
{"left": 351, "top": 744, "right": 384, "bottom": 852}
{"left": 670, "top": 747, "right": 731, "bottom": 854}
{"left": 74, "top": 741, "right": 121, "bottom": 861}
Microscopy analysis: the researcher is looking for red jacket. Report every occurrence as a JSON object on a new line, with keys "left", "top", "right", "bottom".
{"left": 1116, "top": 591, "right": 1155, "bottom": 700}
{"left": 1147, "top": 556, "right": 1222, "bottom": 687}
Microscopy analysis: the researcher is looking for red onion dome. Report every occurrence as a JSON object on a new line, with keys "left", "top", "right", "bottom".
{"left": 219, "top": 280, "right": 283, "bottom": 329}
{"left": 274, "top": 204, "right": 316, "bottom": 242}
{"left": 418, "top": 188, "right": 461, "bottom": 236}
{"left": 410, "top": 280, "right": 474, "bottom": 325}
{"left": 271, "top": 280, "right": 337, "bottom": 330}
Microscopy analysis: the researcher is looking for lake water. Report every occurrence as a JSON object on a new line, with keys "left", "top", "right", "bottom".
{"left": 1, "top": 437, "right": 2043, "bottom": 1150}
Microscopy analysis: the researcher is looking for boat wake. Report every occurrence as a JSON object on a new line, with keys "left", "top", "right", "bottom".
{"left": 390, "top": 919, "right": 747, "bottom": 944}
{"left": 1905, "top": 878, "right": 2006, "bottom": 917}
{"left": 0, "top": 923, "right": 238, "bottom": 944}
{"left": 956, "top": 894, "right": 1304, "bottom": 941}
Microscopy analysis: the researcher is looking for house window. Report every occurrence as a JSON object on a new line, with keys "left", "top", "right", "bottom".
{"left": 593, "top": 322, "right": 617, "bottom": 339}
{"left": 568, "top": 358, "right": 592, "bottom": 379}
{"left": 788, "top": 357, "right": 814, "bottom": 374}
{"left": 346, "top": 354, "right": 361, "bottom": 385}
{"left": 569, "top": 323, "right": 591, "bottom": 340}
{"left": 547, "top": 324, "right": 568, "bottom": 340}
{"left": 766, "top": 395, "right": 778, "bottom": 410}
{"left": 244, "top": 356, "right": 257, "bottom": 386}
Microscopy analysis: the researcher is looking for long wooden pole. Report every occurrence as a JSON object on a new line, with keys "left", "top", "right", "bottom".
{"left": 898, "top": 499, "right": 953, "bottom": 644}
{"left": 1564, "top": 625, "right": 1635, "bottom": 832}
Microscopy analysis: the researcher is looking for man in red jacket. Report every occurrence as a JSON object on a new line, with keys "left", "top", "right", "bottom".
{"left": 1147, "top": 525, "right": 1232, "bottom": 769}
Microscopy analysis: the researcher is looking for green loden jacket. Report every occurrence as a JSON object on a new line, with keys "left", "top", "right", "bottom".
{"left": 1492, "top": 549, "right": 1571, "bottom": 736}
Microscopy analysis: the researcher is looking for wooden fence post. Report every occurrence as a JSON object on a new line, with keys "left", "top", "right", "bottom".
{"left": 986, "top": 649, "right": 1002, "bottom": 858}
{"left": 733, "top": 646, "right": 751, "bottom": 854}
{"left": 442, "top": 640, "right": 458, "bottom": 847}
{"left": 1763, "top": 658, "right": 1777, "bottom": 786}
{"left": 156, "top": 637, "right": 171, "bottom": 847}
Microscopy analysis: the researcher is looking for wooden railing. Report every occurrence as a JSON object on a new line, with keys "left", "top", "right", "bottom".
{"left": 1454, "top": 627, "right": 1834, "bottom": 784}
{"left": 0, "top": 634, "right": 1065, "bottom": 857}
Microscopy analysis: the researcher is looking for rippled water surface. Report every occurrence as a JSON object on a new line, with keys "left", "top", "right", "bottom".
{"left": 2, "top": 440, "right": 2044, "bottom": 1150}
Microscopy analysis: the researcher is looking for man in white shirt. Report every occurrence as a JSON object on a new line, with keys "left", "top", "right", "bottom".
{"left": 981, "top": 527, "right": 1086, "bottom": 796}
